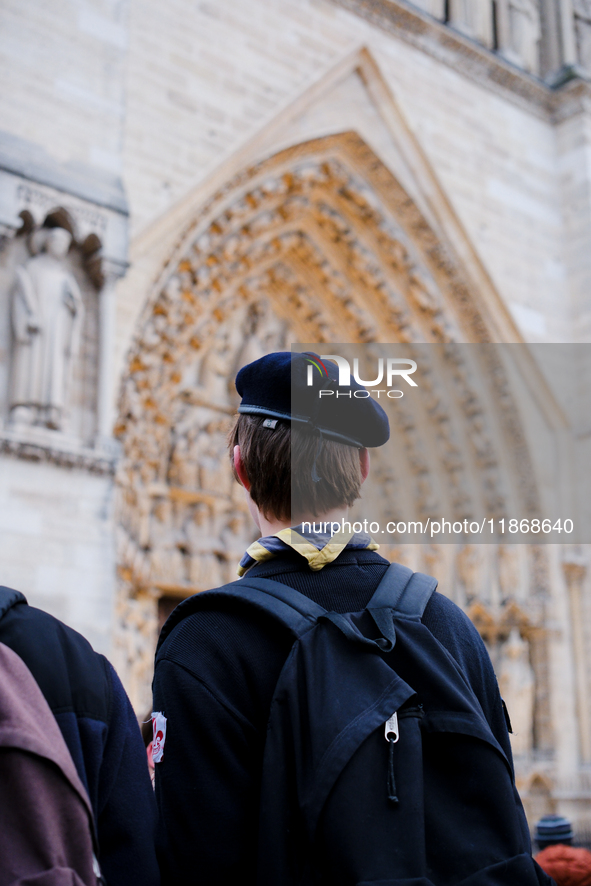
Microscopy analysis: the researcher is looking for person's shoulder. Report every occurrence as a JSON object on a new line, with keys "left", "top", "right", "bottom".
{"left": 0, "top": 597, "right": 111, "bottom": 720}
{"left": 424, "top": 590, "right": 479, "bottom": 631}
{"left": 154, "top": 583, "right": 295, "bottom": 729}
{"left": 422, "top": 590, "right": 492, "bottom": 670}
{"left": 159, "top": 583, "right": 289, "bottom": 666}
{"left": 11, "top": 599, "right": 106, "bottom": 666}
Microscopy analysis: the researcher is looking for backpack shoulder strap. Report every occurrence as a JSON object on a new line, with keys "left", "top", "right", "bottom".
{"left": 157, "top": 575, "right": 327, "bottom": 654}
{"left": 158, "top": 563, "right": 437, "bottom": 655}
{"left": 227, "top": 576, "right": 327, "bottom": 636}
{"left": 367, "top": 562, "right": 438, "bottom": 620}
{"left": 394, "top": 569, "right": 439, "bottom": 619}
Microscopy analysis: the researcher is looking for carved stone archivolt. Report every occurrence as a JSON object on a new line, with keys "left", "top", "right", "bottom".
{"left": 114, "top": 133, "right": 547, "bottom": 729}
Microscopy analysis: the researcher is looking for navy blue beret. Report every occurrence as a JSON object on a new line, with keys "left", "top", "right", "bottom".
{"left": 235, "top": 351, "right": 390, "bottom": 448}
{"left": 534, "top": 815, "right": 573, "bottom": 846}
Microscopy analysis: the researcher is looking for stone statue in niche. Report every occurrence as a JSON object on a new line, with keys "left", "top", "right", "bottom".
{"left": 504, "top": 0, "right": 541, "bottom": 74}
{"left": 449, "top": 0, "right": 494, "bottom": 47}
{"left": 423, "top": 544, "right": 444, "bottom": 580}
{"left": 456, "top": 544, "right": 483, "bottom": 604}
{"left": 498, "top": 544, "right": 522, "bottom": 600}
{"left": 185, "top": 503, "right": 226, "bottom": 589}
{"left": 197, "top": 326, "right": 243, "bottom": 407}
{"left": 9, "top": 225, "right": 83, "bottom": 431}
{"left": 573, "top": 1, "right": 591, "bottom": 70}
{"left": 148, "top": 498, "right": 184, "bottom": 585}
{"left": 498, "top": 627, "right": 535, "bottom": 755}
{"left": 229, "top": 299, "right": 287, "bottom": 383}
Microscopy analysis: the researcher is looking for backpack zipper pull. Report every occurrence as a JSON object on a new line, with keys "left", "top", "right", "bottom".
{"left": 385, "top": 712, "right": 399, "bottom": 805}
{"left": 384, "top": 712, "right": 399, "bottom": 742}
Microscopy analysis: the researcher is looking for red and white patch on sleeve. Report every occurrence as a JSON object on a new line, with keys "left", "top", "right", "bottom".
{"left": 151, "top": 711, "right": 167, "bottom": 763}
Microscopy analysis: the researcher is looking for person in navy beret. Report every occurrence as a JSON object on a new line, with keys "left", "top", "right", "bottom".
{"left": 152, "top": 351, "right": 541, "bottom": 885}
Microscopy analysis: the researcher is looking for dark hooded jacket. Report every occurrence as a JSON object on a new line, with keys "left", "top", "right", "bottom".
{"left": 0, "top": 586, "right": 159, "bottom": 886}
{"left": 0, "top": 640, "right": 98, "bottom": 886}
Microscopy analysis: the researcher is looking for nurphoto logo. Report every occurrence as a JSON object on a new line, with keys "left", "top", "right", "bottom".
{"left": 304, "top": 353, "right": 418, "bottom": 399}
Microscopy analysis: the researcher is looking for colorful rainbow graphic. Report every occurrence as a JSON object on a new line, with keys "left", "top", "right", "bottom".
{"left": 303, "top": 353, "right": 329, "bottom": 378}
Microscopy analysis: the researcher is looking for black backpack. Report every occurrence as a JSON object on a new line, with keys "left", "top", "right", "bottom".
{"left": 167, "top": 562, "right": 552, "bottom": 886}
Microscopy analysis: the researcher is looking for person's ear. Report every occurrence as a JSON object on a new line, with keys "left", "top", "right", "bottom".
{"left": 233, "top": 445, "right": 251, "bottom": 491}
{"left": 359, "top": 448, "right": 370, "bottom": 483}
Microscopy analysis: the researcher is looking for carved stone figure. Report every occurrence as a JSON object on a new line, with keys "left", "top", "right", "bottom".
{"left": 573, "top": 0, "right": 591, "bottom": 70}
{"left": 148, "top": 499, "right": 184, "bottom": 585}
{"left": 185, "top": 505, "right": 225, "bottom": 589}
{"left": 198, "top": 421, "right": 233, "bottom": 495}
{"left": 504, "top": 0, "right": 541, "bottom": 73}
{"left": 423, "top": 544, "right": 444, "bottom": 579}
{"left": 9, "top": 226, "right": 83, "bottom": 430}
{"left": 498, "top": 544, "right": 522, "bottom": 600}
{"left": 449, "top": 0, "right": 494, "bottom": 47}
{"left": 456, "top": 544, "right": 483, "bottom": 603}
{"left": 498, "top": 628, "right": 535, "bottom": 755}
{"left": 197, "top": 326, "right": 242, "bottom": 406}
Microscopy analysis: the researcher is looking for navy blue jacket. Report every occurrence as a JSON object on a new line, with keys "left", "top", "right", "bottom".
{"left": 0, "top": 586, "right": 159, "bottom": 886}
{"left": 153, "top": 549, "right": 523, "bottom": 885}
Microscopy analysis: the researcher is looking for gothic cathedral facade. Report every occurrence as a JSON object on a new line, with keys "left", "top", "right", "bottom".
{"left": 1, "top": 0, "right": 591, "bottom": 836}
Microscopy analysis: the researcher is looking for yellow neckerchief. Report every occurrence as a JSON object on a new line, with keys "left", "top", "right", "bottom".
{"left": 238, "top": 526, "right": 379, "bottom": 577}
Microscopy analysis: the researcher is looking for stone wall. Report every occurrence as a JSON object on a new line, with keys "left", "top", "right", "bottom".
{"left": 116, "top": 0, "right": 591, "bottom": 388}
{"left": 0, "top": 0, "right": 128, "bottom": 183}
{"left": 0, "top": 456, "right": 115, "bottom": 654}
{"left": 0, "top": 0, "right": 129, "bottom": 650}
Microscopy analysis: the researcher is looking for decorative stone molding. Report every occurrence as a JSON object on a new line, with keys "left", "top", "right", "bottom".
{"left": 0, "top": 429, "right": 117, "bottom": 475}
{"left": 0, "top": 129, "right": 127, "bottom": 216}
{"left": 0, "top": 174, "right": 127, "bottom": 263}
{"left": 330, "top": 0, "right": 591, "bottom": 120}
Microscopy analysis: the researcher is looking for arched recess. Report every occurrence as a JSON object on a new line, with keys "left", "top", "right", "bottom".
{"left": 114, "top": 132, "right": 550, "bottom": 732}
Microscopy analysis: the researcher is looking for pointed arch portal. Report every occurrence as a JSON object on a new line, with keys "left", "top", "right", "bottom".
{"left": 114, "top": 133, "right": 559, "bottom": 792}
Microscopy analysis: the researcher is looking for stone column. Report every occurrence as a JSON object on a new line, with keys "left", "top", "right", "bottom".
{"left": 97, "top": 259, "right": 126, "bottom": 449}
{"left": 563, "top": 556, "right": 591, "bottom": 763}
